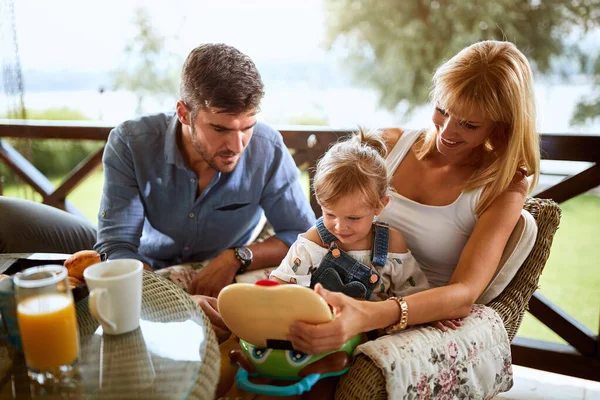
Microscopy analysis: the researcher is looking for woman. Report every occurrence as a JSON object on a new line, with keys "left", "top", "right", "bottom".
{"left": 215, "top": 40, "right": 539, "bottom": 398}
{"left": 287, "top": 40, "right": 540, "bottom": 354}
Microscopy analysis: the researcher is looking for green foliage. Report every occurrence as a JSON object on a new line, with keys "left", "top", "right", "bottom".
{"left": 325, "top": 0, "right": 600, "bottom": 110}
{"left": 287, "top": 114, "right": 329, "bottom": 126}
{"left": 2, "top": 170, "right": 104, "bottom": 223}
{"left": 571, "top": 92, "right": 600, "bottom": 125}
{"left": 0, "top": 107, "right": 102, "bottom": 183}
{"left": 26, "top": 107, "right": 91, "bottom": 121}
{"left": 2, "top": 139, "right": 104, "bottom": 180}
{"left": 1, "top": 106, "right": 91, "bottom": 121}
{"left": 571, "top": 53, "right": 600, "bottom": 125}
{"left": 112, "top": 7, "right": 182, "bottom": 114}
{"left": 519, "top": 194, "right": 600, "bottom": 343}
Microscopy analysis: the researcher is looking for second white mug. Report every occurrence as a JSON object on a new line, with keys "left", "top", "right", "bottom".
{"left": 84, "top": 259, "right": 143, "bottom": 335}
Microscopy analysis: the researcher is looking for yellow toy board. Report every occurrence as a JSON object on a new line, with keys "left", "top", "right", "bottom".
{"left": 217, "top": 281, "right": 332, "bottom": 348}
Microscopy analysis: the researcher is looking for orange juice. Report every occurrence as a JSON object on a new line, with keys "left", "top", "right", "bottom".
{"left": 17, "top": 294, "right": 79, "bottom": 372}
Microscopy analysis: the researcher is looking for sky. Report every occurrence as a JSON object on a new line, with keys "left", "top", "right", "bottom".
{"left": 5, "top": 0, "right": 600, "bottom": 133}
{"left": 14, "top": 0, "right": 329, "bottom": 72}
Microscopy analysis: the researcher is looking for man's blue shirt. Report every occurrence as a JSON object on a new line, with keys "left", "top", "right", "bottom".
{"left": 94, "top": 112, "right": 315, "bottom": 269}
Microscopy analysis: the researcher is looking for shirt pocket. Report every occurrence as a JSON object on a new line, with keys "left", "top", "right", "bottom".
{"left": 208, "top": 201, "right": 260, "bottom": 245}
{"left": 214, "top": 202, "right": 251, "bottom": 211}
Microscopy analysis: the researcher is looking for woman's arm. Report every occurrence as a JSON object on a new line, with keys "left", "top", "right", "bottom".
{"left": 387, "top": 227, "right": 409, "bottom": 253}
{"left": 288, "top": 173, "right": 528, "bottom": 354}
{"left": 396, "top": 173, "right": 529, "bottom": 325}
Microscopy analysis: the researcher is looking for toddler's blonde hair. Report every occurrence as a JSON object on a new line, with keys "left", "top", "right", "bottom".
{"left": 313, "top": 128, "right": 389, "bottom": 210}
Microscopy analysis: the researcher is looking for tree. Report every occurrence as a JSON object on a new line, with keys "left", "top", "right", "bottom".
{"left": 324, "top": 0, "right": 600, "bottom": 111}
{"left": 571, "top": 52, "right": 600, "bottom": 125}
{"left": 112, "top": 7, "right": 181, "bottom": 115}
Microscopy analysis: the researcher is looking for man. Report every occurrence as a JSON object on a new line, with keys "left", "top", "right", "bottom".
{"left": 0, "top": 44, "right": 315, "bottom": 303}
{"left": 94, "top": 43, "right": 315, "bottom": 297}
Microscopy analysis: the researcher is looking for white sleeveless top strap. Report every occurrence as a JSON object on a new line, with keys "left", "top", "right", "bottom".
{"left": 385, "top": 129, "right": 422, "bottom": 181}
{"left": 380, "top": 130, "right": 484, "bottom": 287}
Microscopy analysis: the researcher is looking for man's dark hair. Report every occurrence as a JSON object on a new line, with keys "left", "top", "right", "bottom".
{"left": 180, "top": 43, "right": 264, "bottom": 115}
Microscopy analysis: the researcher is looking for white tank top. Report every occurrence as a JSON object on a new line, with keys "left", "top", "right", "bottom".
{"left": 379, "top": 130, "right": 484, "bottom": 287}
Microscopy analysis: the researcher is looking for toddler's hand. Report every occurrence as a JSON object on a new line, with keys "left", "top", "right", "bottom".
{"left": 431, "top": 318, "right": 463, "bottom": 332}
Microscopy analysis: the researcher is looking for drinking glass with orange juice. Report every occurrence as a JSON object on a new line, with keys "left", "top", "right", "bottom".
{"left": 14, "top": 265, "right": 79, "bottom": 384}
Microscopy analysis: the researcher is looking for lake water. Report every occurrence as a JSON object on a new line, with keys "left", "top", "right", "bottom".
{"left": 2, "top": 81, "right": 599, "bottom": 134}
{"left": 1, "top": 81, "right": 598, "bottom": 194}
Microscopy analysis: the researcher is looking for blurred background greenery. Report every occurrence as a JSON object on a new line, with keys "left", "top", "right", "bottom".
{"left": 0, "top": 107, "right": 103, "bottom": 185}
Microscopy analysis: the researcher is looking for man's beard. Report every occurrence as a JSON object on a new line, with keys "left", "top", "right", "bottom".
{"left": 190, "top": 125, "right": 238, "bottom": 173}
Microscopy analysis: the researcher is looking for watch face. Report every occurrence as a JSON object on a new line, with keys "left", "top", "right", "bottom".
{"left": 237, "top": 247, "right": 253, "bottom": 262}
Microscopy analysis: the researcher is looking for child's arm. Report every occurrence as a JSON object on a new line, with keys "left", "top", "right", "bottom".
{"left": 387, "top": 227, "right": 429, "bottom": 296}
{"left": 387, "top": 227, "right": 408, "bottom": 254}
{"left": 301, "top": 227, "right": 325, "bottom": 247}
{"left": 269, "top": 227, "right": 322, "bottom": 286}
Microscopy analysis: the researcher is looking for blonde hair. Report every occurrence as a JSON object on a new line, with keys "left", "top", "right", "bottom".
{"left": 313, "top": 128, "right": 388, "bottom": 210}
{"left": 417, "top": 40, "right": 540, "bottom": 215}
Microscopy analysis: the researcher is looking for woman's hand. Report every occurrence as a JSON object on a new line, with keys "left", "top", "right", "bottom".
{"left": 287, "top": 284, "right": 365, "bottom": 354}
{"left": 431, "top": 318, "right": 463, "bottom": 332}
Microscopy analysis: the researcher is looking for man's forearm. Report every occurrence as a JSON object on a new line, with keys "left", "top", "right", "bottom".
{"left": 246, "top": 236, "right": 289, "bottom": 271}
{"left": 187, "top": 238, "right": 290, "bottom": 297}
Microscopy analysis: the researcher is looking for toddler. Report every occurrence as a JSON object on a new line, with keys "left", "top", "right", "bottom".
{"left": 271, "top": 128, "right": 429, "bottom": 300}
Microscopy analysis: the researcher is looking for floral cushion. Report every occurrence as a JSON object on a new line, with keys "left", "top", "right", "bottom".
{"left": 355, "top": 304, "right": 513, "bottom": 399}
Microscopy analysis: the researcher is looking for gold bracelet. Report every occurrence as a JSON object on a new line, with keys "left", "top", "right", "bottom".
{"left": 385, "top": 296, "right": 409, "bottom": 334}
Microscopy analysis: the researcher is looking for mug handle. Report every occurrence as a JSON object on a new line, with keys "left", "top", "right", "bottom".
{"left": 88, "top": 288, "right": 117, "bottom": 331}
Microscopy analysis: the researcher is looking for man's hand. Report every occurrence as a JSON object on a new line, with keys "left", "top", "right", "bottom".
{"left": 191, "top": 295, "right": 231, "bottom": 343}
{"left": 188, "top": 249, "right": 238, "bottom": 297}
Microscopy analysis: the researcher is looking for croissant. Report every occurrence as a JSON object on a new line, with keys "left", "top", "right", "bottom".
{"left": 68, "top": 276, "right": 85, "bottom": 289}
{"left": 64, "top": 250, "right": 101, "bottom": 280}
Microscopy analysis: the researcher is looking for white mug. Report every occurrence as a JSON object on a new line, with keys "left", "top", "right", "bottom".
{"left": 84, "top": 259, "right": 143, "bottom": 335}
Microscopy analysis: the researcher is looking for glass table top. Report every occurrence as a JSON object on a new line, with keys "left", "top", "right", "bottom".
{"left": 0, "top": 268, "right": 219, "bottom": 399}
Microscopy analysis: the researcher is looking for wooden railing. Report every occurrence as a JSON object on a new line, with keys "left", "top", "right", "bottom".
{"left": 1, "top": 120, "right": 599, "bottom": 381}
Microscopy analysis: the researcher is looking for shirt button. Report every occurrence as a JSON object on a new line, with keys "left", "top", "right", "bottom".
{"left": 188, "top": 212, "right": 195, "bottom": 218}
{"left": 190, "top": 178, "right": 195, "bottom": 183}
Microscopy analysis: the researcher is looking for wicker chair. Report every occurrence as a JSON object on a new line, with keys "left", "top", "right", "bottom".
{"left": 335, "top": 197, "right": 562, "bottom": 400}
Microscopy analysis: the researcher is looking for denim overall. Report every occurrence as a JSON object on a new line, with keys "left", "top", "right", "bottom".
{"left": 309, "top": 217, "right": 390, "bottom": 300}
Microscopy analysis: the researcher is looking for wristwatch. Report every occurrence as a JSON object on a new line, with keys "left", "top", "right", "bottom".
{"left": 233, "top": 246, "right": 253, "bottom": 274}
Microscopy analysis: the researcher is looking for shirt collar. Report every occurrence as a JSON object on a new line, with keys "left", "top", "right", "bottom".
{"left": 164, "top": 113, "right": 186, "bottom": 168}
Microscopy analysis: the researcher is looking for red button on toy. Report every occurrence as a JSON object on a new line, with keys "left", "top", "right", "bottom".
{"left": 255, "top": 279, "right": 280, "bottom": 287}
